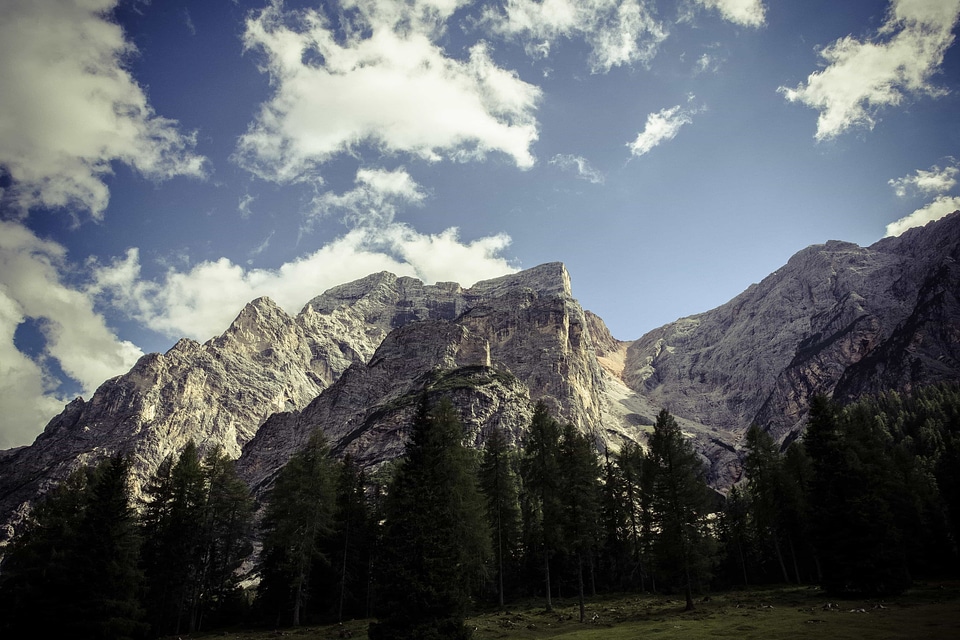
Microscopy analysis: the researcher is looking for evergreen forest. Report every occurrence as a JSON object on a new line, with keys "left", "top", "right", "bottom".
{"left": 1, "top": 383, "right": 958, "bottom": 639}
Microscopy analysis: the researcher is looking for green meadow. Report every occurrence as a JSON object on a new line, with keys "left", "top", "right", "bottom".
{"left": 187, "top": 582, "right": 960, "bottom": 640}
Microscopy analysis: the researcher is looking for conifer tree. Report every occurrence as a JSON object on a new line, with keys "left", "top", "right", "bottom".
{"left": 332, "top": 454, "right": 373, "bottom": 622}
{"left": 743, "top": 424, "right": 792, "bottom": 583}
{"left": 193, "top": 447, "right": 255, "bottom": 629}
{"left": 519, "top": 401, "right": 564, "bottom": 611}
{"left": 369, "top": 396, "right": 490, "bottom": 640}
{"left": 140, "top": 441, "right": 207, "bottom": 635}
{"left": 805, "top": 396, "right": 911, "bottom": 595}
{"left": 558, "top": 423, "right": 601, "bottom": 622}
{"left": 257, "top": 430, "right": 338, "bottom": 626}
{"left": 478, "top": 426, "right": 522, "bottom": 608}
{"left": 648, "top": 409, "right": 715, "bottom": 611}
{"left": 0, "top": 455, "right": 145, "bottom": 640}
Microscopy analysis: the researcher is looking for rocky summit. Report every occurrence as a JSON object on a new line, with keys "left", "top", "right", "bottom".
{"left": 2, "top": 213, "right": 960, "bottom": 542}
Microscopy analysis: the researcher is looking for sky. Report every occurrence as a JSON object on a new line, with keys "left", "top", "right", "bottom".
{"left": 1, "top": 0, "right": 959, "bottom": 450}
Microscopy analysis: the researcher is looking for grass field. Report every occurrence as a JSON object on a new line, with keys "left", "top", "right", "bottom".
{"left": 192, "top": 582, "right": 960, "bottom": 640}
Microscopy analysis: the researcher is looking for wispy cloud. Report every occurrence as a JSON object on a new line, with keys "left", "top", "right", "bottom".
{"left": 888, "top": 161, "right": 959, "bottom": 198}
{"left": 549, "top": 154, "right": 605, "bottom": 184}
{"left": 235, "top": 0, "right": 541, "bottom": 185}
{"left": 480, "top": 0, "right": 668, "bottom": 73}
{"left": 0, "top": 0, "right": 206, "bottom": 219}
{"left": 627, "top": 103, "right": 700, "bottom": 157}
{"left": 238, "top": 193, "right": 257, "bottom": 219}
{"left": 693, "top": 0, "right": 766, "bottom": 28}
{"left": 779, "top": 0, "right": 960, "bottom": 141}
{"left": 312, "top": 167, "right": 428, "bottom": 228}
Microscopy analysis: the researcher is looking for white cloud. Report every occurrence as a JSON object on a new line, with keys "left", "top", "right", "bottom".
{"left": 885, "top": 195, "right": 960, "bottom": 237}
{"left": 627, "top": 104, "right": 698, "bottom": 156}
{"left": 779, "top": 0, "right": 960, "bottom": 141}
{"left": 92, "top": 225, "right": 517, "bottom": 341}
{"left": 235, "top": 0, "right": 541, "bottom": 184}
{"left": 888, "top": 162, "right": 959, "bottom": 197}
{"left": 312, "top": 167, "right": 428, "bottom": 227}
{"left": 480, "top": 0, "right": 667, "bottom": 73}
{"left": 0, "top": 221, "right": 144, "bottom": 448}
{"left": 549, "top": 154, "right": 605, "bottom": 184}
{"left": 0, "top": 0, "right": 206, "bottom": 219}
{"left": 693, "top": 0, "right": 766, "bottom": 27}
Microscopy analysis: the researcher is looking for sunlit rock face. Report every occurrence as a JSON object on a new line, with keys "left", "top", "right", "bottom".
{"left": 2, "top": 213, "right": 960, "bottom": 541}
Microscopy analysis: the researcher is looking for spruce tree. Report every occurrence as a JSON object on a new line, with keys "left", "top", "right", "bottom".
{"left": 478, "top": 426, "right": 522, "bottom": 608}
{"left": 558, "top": 423, "right": 601, "bottom": 622}
{"left": 257, "top": 430, "right": 338, "bottom": 626}
{"left": 0, "top": 455, "right": 145, "bottom": 640}
{"left": 140, "top": 441, "right": 207, "bottom": 635}
{"left": 648, "top": 409, "right": 715, "bottom": 611}
{"left": 369, "top": 396, "right": 490, "bottom": 640}
{"left": 519, "top": 401, "right": 563, "bottom": 611}
{"left": 332, "top": 454, "right": 373, "bottom": 622}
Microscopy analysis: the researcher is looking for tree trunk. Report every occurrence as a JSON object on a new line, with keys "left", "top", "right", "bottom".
{"left": 683, "top": 561, "right": 695, "bottom": 612}
{"left": 544, "top": 548, "right": 553, "bottom": 612}
{"left": 577, "top": 551, "right": 586, "bottom": 623}
{"left": 772, "top": 533, "right": 790, "bottom": 583}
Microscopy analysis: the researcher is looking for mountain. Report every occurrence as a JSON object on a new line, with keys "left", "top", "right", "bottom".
{"left": 2, "top": 212, "right": 959, "bottom": 543}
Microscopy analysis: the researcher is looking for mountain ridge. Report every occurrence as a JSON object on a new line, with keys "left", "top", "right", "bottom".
{"left": 2, "top": 213, "right": 959, "bottom": 543}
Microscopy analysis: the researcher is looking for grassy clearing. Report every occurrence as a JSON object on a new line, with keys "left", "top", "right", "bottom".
{"left": 185, "top": 582, "right": 960, "bottom": 640}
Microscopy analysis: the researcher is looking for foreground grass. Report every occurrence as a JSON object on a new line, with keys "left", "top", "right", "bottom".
{"left": 191, "top": 582, "right": 960, "bottom": 640}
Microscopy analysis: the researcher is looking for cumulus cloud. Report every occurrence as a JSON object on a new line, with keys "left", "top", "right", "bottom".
{"left": 235, "top": 0, "right": 541, "bottom": 184}
{"left": 888, "top": 161, "right": 959, "bottom": 198}
{"left": 91, "top": 225, "right": 516, "bottom": 341}
{"left": 312, "top": 167, "right": 428, "bottom": 227}
{"left": 481, "top": 0, "right": 667, "bottom": 73}
{"left": 693, "top": 0, "right": 766, "bottom": 27}
{"left": 0, "top": 0, "right": 206, "bottom": 219}
{"left": 549, "top": 154, "right": 605, "bottom": 184}
{"left": 0, "top": 221, "right": 144, "bottom": 448}
{"left": 779, "top": 0, "right": 960, "bottom": 141}
{"left": 885, "top": 195, "right": 960, "bottom": 237}
{"left": 627, "top": 104, "right": 699, "bottom": 156}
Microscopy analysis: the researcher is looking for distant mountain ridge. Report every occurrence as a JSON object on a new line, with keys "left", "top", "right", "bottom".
{"left": 2, "top": 212, "right": 959, "bottom": 543}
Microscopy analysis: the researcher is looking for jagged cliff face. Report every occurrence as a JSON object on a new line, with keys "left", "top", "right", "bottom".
{"left": 2, "top": 213, "right": 960, "bottom": 542}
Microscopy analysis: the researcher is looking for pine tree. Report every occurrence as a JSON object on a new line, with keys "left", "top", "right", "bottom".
{"left": 743, "top": 424, "right": 792, "bottom": 583}
{"left": 805, "top": 396, "right": 911, "bottom": 595}
{"left": 519, "top": 401, "right": 564, "bottom": 611}
{"left": 140, "top": 441, "right": 208, "bottom": 635}
{"left": 257, "top": 430, "right": 338, "bottom": 626}
{"left": 193, "top": 447, "right": 255, "bottom": 630}
{"left": 478, "top": 426, "right": 522, "bottom": 608}
{"left": 332, "top": 454, "right": 373, "bottom": 622}
{"left": 0, "top": 455, "right": 145, "bottom": 639}
{"left": 558, "top": 423, "right": 601, "bottom": 622}
{"left": 369, "top": 396, "right": 490, "bottom": 640}
{"left": 648, "top": 409, "right": 715, "bottom": 611}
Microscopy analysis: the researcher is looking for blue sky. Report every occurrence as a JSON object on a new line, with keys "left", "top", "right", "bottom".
{"left": 2, "top": 0, "right": 959, "bottom": 449}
